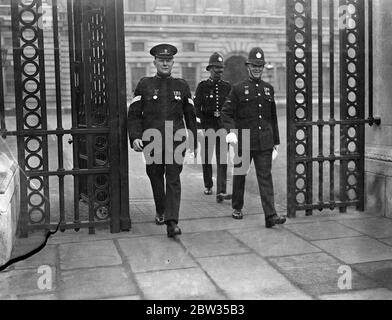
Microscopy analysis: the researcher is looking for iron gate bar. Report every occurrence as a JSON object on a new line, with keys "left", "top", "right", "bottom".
{"left": 68, "top": 0, "right": 81, "bottom": 230}
{"left": 286, "top": 0, "right": 313, "bottom": 218}
{"left": 24, "top": 168, "right": 111, "bottom": 177}
{"left": 317, "top": 0, "right": 323, "bottom": 206}
{"left": 105, "top": 0, "right": 126, "bottom": 233}
{"left": 0, "top": 22, "right": 5, "bottom": 134}
{"left": 52, "top": 0, "right": 66, "bottom": 231}
{"left": 339, "top": 0, "right": 365, "bottom": 213}
{"left": 1, "top": 128, "right": 110, "bottom": 136}
{"left": 12, "top": 0, "right": 52, "bottom": 237}
{"left": 297, "top": 200, "right": 360, "bottom": 211}
{"left": 113, "top": 0, "right": 131, "bottom": 232}
{"left": 329, "top": 0, "right": 335, "bottom": 205}
{"left": 27, "top": 220, "right": 109, "bottom": 232}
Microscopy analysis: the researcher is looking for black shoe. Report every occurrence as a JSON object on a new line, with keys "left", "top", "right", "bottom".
{"left": 265, "top": 215, "right": 286, "bottom": 228}
{"left": 167, "top": 222, "right": 182, "bottom": 238}
{"left": 232, "top": 209, "right": 243, "bottom": 220}
{"left": 216, "top": 193, "right": 232, "bottom": 203}
{"left": 155, "top": 213, "right": 165, "bottom": 225}
{"left": 204, "top": 188, "right": 213, "bottom": 195}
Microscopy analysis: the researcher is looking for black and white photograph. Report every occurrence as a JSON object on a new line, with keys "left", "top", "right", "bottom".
{"left": 1, "top": 0, "right": 392, "bottom": 305}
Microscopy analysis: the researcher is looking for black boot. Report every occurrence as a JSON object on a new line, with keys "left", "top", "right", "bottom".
{"left": 166, "top": 220, "right": 182, "bottom": 238}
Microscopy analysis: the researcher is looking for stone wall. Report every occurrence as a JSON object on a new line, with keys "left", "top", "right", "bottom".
{"left": 0, "top": 156, "right": 20, "bottom": 265}
{"left": 365, "top": 0, "right": 392, "bottom": 218}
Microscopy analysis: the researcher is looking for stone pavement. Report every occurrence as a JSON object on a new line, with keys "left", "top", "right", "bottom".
{"left": 2, "top": 148, "right": 392, "bottom": 300}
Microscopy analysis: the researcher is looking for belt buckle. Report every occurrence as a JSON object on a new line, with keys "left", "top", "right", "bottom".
{"left": 214, "top": 111, "right": 220, "bottom": 118}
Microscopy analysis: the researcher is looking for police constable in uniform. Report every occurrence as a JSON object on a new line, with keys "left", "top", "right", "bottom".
{"left": 194, "top": 52, "right": 232, "bottom": 202}
{"left": 128, "top": 44, "right": 197, "bottom": 237}
{"left": 221, "top": 47, "right": 286, "bottom": 228}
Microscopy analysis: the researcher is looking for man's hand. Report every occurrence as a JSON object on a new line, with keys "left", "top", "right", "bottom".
{"left": 226, "top": 132, "right": 238, "bottom": 145}
{"left": 132, "top": 139, "right": 144, "bottom": 152}
{"left": 272, "top": 145, "right": 279, "bottom": 161}
{"left": 197, "top": 129, "right": 204, "bottom": 138}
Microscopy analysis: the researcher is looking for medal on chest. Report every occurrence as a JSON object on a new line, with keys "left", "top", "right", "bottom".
{"left": 174, "top": 91, "right": 182, "bottom": 101}
{"left": 264, "top": 87, "right": 271, "bottom": 96}
{"left": 244, "top": 85, "right": 249, "bottom": 95}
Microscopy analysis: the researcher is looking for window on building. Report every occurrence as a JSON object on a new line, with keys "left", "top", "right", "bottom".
{"left": 131, "top": 66, "right": 146, "bottom": 92}
{"left": 127, "top": 0, "right": 146, "bottom": 12}
{"left": 183, "top": 42, "right": 195, "bottom": 52}
{"left": 181, "top": 0, "right": 195, "bottom": 13}
{"left": 229, "top": 0, "right": 243, "bottom": 14}
{"left": 131, "top": 42, "right": 145, "bottom": 52}
{"left": 182, "top": 66, "right": 197, "bottom": 92}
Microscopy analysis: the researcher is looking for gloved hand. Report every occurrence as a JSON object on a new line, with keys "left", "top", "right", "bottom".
{"left": 226, "top": 132, "right": 238, "bottom": 145}
{"left": 272, "top": 145, "right": 279, "bottom": 160}
{"left": 197, "top": 129, "right": 204, "bottom": 138}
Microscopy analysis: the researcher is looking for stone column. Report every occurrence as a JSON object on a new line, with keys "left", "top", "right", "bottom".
{"left": 365, "top": 0, "right": 392, "bottom": 217}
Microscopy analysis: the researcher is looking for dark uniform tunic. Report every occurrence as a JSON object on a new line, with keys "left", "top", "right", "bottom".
{"left": 128, "top": 75, "right": 197, "bottom": 223}
{"left": 221, "top": 78, "right": 280, "bottom": 219}
{"left": 194, "top": 78, "right": 231, "bottom": 194}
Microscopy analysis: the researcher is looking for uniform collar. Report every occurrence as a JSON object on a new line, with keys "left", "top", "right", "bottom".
{"left": 249, "top": 77, "right": 262, "bottom": 84}
{"left": 155, "top": 73, "right": 172, "bottom": 80}
{"left": 208, "top": 77, "right": 221, "bottom": 84}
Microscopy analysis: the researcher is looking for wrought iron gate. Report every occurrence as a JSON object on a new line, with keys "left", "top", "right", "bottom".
{"left": 1, "top": 0, "right": 130, "bottom": 236}
{"left": 286, "top": 0, "right": 380, "bottom": 217}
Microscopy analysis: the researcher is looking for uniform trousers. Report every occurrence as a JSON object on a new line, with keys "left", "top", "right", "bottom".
{"left": 145, "top": 151, "right": 184, "bottom": 224}
{"left": 232, "top": 149, "right": 276, "bottom": 219}
{"left": 201, "top": 134, "right": 228, "bottom": 195}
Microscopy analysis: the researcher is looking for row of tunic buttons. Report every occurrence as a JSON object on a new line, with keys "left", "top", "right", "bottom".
{"left": 257, "top": 83, "right": 262, "bottom": 130}
{"left": 216, "top": 83, "right": 219, "bottom": 112}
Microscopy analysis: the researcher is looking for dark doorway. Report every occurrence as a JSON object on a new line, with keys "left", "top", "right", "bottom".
{"left": 223, "top": 55, "right": 248, "bottom": 85}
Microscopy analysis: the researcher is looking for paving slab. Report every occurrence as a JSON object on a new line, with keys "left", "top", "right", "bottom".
{"left": 11, "top": 244, "right": 57, "bottom": 270}
{"left": 0, "top": 267, "right": 57, "bottom": 298}
{"left": 319, "top": 288, "right": 392, "bottom": 300}
{"left": 18, "top": 294, "right": 58, "bottom": 300}
{"left": 229, "top": 228, "right": 320, "bottom": 257}
{"left": 118, "top": 236, "right": 197, "bottom": 273}
{"left": 101, "top": 295, "right": 141, "bottom": 300}
{"left": 380, "top": 238, "right": 392, "bottom": 246}
{"left": 197, "top": 254, "right": 311, "bottom": 300}
{"left": 179, "top": 230, "right": 250, "bottom": 258}
{"left": 352, "top": 260, "right": 392, "bottom": 289}
{"left": 135, "top": 267, "right": 224, "bottom": 300}
{"left": 180, "top": 214, "right": 266, "bottom": 234}
{"left": 312, "top": 236, "right": 392, "bottom": 264}
{"left": 269, "top": 253, "right": 378, "bottom": 297}
{"left": 60, "top": 266, "right": 138, "bottom": 300}
{"left": 59, "top": 240, "right": 122, "bottom": 270}
{"left": 339, "top": 218, "right": 392, "bottom": 238}
{"left": 284, "top": 221, "right": 362, "bottom": 241}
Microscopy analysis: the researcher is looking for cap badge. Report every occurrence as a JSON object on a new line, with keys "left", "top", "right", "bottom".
{"left": 256, "top": 52, "right": 262, "bottom": 59}
{"left": 164, "top": 49, "right": 168, "bottom": 53}
{"left": 218, "top": 57, "right": 223, "bottom": 62}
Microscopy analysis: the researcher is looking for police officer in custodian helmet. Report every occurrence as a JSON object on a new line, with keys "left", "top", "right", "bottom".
{"left": 194, "top": 52, "right": 232, "bottom": 202}
{"left": 221, "top": 47, "right": 286, "bottom": 228}
{"left": 128, "top": 44, "right": 197, "bottom": 237}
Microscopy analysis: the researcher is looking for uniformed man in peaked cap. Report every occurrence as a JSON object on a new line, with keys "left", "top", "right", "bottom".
{"left": 194, "top": 52, "right": 232, "bottom": 202}
{"left": 128, "top": 43, "right": 197, "bottom": 237}
{"left": 221, "top": 47, "right": 286, "bottom": 228}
